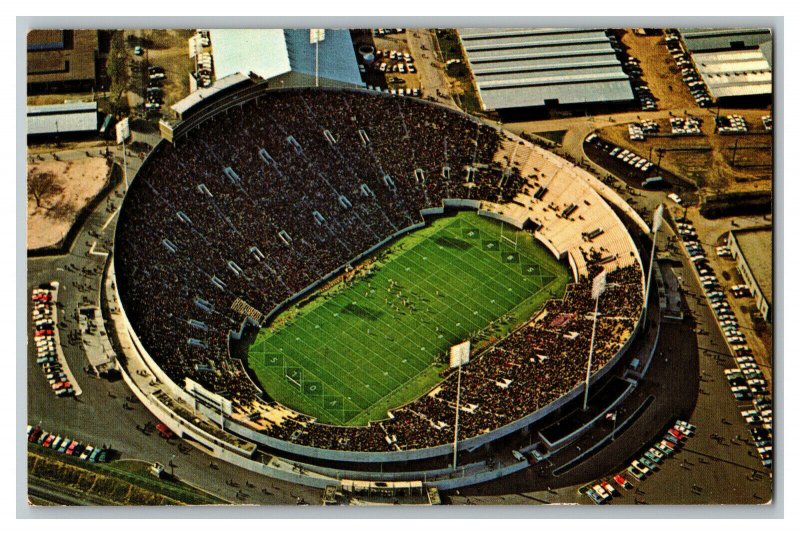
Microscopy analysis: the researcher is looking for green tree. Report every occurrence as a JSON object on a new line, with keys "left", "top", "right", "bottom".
{"left": 107, "top": 31, "right": 130, "bottom": 116}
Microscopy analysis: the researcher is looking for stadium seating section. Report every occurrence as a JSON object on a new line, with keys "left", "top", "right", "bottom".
{"left": 115, "top": 88, "right": 644, "bottom": 452}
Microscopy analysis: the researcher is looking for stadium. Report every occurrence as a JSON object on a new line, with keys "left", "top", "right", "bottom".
{"left": 111, "top": 85, "right": 648, "bottom": 486}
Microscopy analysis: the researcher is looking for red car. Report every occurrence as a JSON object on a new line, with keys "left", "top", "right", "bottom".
{"left": 614, "top": 474, "right": 632, "bottom": 489}
{"left": 28, "top": 427, "right": 42, "bottom": 443}
{"left": 668, "top": 428, "right": 685, "bottom": 441}
{"left": 42, "top": 434, "right": 55, "bottom": 448}
{"left": 65, "top": 440, "right": 79, "bottom": 455}
{"left": 156, "top": 423, "right": 174, "bottom": 439}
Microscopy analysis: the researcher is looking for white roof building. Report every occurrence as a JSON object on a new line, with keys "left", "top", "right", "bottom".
{"left": 27, "top": 101, "right": 97, "bottom": 136}
{"left": 210, "top": 29, "right": 363, "bottom": 88}
{"left": 692, "top": 47, "right": 772, "bottom": 99}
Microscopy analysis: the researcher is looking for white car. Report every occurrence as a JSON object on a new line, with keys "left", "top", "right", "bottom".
{"left": 668, "top": 193, "right": 683, "bottom": 204}
{"left": 593, "top": 484, "right": 610, "bottom": 501}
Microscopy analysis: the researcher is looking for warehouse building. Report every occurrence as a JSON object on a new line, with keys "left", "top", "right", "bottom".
{"left": 727, "top": 226, "right": 772, "bottom": 322}
{"left": 691, "top": 46, "right": 772, "bottom": 100}
{"left": 679, "top": 28, "right": 772, "bottom": 102}
{"left": 27, "top": 30, "right": 102, "bottom": 94}
{"left": 458, "top": 28, "right": 634, "bottom": 113}
{"left": 678, "top": 28, "right": 772, "bottom": 53}
{"left": 27, "top": 101, "right": 98, "bottom": 138}
{"left": 209, "top": 29, "right": 364, "bottom": 89}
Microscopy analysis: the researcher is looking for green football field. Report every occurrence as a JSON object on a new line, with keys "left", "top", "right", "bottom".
{"left": 247, "top": 211, "right": 571, "bottom": 426}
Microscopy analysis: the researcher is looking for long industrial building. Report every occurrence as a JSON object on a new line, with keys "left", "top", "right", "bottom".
{"left": 458, "top": 28, "right": 634, "bottom": 112}
{"left": 678, "top": 28, "right": 772, "bottom": 53}
{"left": 27, "top": 30, "right": 102, "bottom": 94}
{"left": 679, "top": 28, "right": 772, "bottom": 101}
{"left": 27, "top": 101, "right": 98, "bottom": 137}
{"left": 727, "top": 227, "right": 773, "bottom": 322}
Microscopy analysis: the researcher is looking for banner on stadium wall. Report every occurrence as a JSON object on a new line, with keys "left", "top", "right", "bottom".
{"left": 450, "top": 341, "right": 471, "bottom": 368}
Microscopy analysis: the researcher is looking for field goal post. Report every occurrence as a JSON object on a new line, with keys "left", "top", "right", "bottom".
{"left": 500, "top": 221, "right": 518, "bottom": 252}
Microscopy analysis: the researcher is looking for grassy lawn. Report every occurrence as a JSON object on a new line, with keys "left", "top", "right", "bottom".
{"left": 28, "top": 445, "right": 226, "bottom": 505}
{"left": 248, "top": 211, "right": 570, "bottom": 426}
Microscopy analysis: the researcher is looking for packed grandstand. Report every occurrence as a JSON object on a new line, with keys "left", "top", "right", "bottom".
{"left": 114, "top": 87, "right": 645, "bottom": 454}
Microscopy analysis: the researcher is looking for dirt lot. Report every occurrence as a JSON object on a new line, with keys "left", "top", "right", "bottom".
{"left": 676, "top": 205, "right": 773, "bottom": 384}
{"left": 618, "top": 29, "right": 699, "bottom": 111}
{"left": 597, "top": 109, "right": 773, "bottom": 193}
{"left": 124, "top": 29, "right": 194, "bottom": 114}
{"left": 27, "top": 157, "right": 110, "bottom": 250}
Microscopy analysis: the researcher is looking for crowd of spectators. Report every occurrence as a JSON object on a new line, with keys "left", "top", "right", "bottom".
{"left": 115, "top": 87, "right": 642, "bottom": 453}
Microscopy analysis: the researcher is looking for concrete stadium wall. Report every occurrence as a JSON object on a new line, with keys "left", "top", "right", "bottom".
{"left": 477, "top": 209, "right": 526, "bottom": 229}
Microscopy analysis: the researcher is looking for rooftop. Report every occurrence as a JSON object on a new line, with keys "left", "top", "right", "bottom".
{"left": 210, "top": 29, "right": 363, "bottom": 87}
{"left": 678, "top": 28, "right": 772, "bottom": 52}
{"left": 27, "top": 30, "right": 98, "bottom": 84}
{"left": 732, "top": 227, "right": 772, "bottom": 305}
{"left": 171, "top": 73, "right": 252, "bottom": 118}
{"left": 692, "top": 48, "right": 772, "bottom": 99}
{"left": 27, "top": 101, "right": 98, "bottom": 135}
{"left": 458, "top": 28, "right": 634, "bottom": 110}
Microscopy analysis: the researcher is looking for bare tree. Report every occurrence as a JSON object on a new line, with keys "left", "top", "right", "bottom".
{"left": 28, "top": 170, "right": 62, "bottom": 208}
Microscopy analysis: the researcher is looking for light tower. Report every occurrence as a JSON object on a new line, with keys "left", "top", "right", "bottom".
{"left": 583, "top": 269, "right": 607, "bottom": 411}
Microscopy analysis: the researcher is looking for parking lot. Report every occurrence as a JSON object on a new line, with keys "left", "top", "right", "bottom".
{"left": 595, "top": 109, "right": 773, "bottom": 192}
{"left": 351, "top": 29, "right": 426, "bottom": 97}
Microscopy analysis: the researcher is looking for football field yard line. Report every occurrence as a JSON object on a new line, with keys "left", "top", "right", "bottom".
{"left": 257, "top": 216, "right": 546, "bottom": 420}
{"left": 262, "top": 240, "right": 536, "bottom": 416}
{"left": 249, "top": 212, "right": 570, "bottom": 425}
{"left": 273, "top": 350, "right": 367, "bottom": 421}
{"left": 270, "top": 222, "right": 498, "bottom": 374}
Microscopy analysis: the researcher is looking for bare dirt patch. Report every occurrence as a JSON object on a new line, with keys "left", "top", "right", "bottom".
{"left": 619, "top": 30, "right": 699, "bottom": 111}
{"left": 596, "top": 109, "right": 772, "bottom": 194}
{"left": 27, "top": 157, "right": 111, "bottom": 250}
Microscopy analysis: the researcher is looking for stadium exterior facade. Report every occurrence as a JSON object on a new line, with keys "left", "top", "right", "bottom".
{"left": 109, "top": 84, "right": 650, "bottom": 483}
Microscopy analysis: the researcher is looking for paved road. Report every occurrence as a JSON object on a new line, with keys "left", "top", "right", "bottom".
{"left": 26, "top": 146, "right": 321, "bottom": 507}
{"left": 406, "top": 29, "right": 456, "bottom": 108}
{"left": 450, "top": 226, "right": 772, "bottom": 505}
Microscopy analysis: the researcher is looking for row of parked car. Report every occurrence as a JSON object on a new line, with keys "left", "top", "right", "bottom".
{"left": 585, "top": 134, "right": 657, "bottom": 174}
{"left": 28, "top": 425, "right": 110, "bottom": 463}
{"left": 145, "top": 66, "right": 166, "bottom": 112}
{"left": 670, "top": 116, "right": 703, "bottom": 136}
{"left": 607, "top": 33, "right": 656, "bottom": 111}
{"left": 676, "top": 218, "right": 772, "bottom": 468}
{"left": 716, "top": 114, "right": 748, "bottom": 134}
{"left": 665, "top": 32, "right": 712, "bottom": 107}
{"left": 31, "top": 288, "right": 73, "bottom": 397}
{"left": 366, "top": 85, "right": 421, "bottom": 98}
{"left": 372, "top": 49, "right": 417, "bottom": 75}
{"left": 586, "top": 420, "right": 695, "bottom": 503}
{"left": 625, "top": 421, "right": 696, "bottom": 484}
{"left": 628, "top": 120, "right": 659, "bottom": 141}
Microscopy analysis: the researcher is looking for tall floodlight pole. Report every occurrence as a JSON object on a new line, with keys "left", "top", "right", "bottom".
{"left": 450, "top": 341, "right": 470, "bottom": 470}
{"left": 122, "top": 136, "right": 128, "bottom": 190}
{"left": 116, "top": 117, "right": 131, "bottom": 191}
{"left": 583, "top": 270, "right": 607, "bottom": 412}
{"left": 310, "top": 29, "right": 325, "bottom": 88}
{"left": 644, "top": 204, "right": 664, "bottom": 315}
{"left": 453, "top": 360, "right": 462, "bottom": 468}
